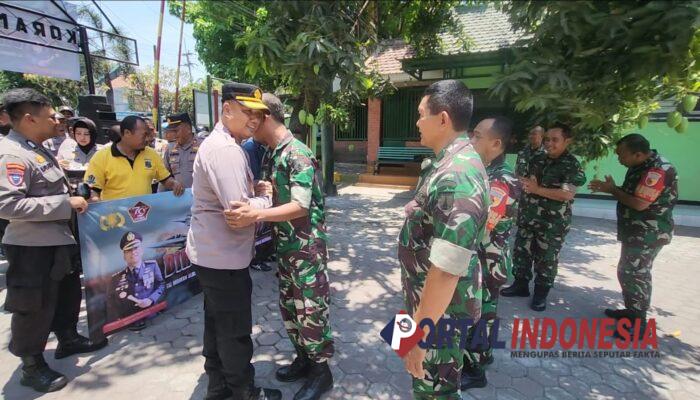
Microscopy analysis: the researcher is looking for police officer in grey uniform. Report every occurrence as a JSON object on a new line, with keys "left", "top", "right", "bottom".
{"left": 160, "top": 112, "right": 198, "bottom": 191}
{"left": 110, "top": 231, "right": 165, "bottom": 330}
{"left": 0, "top": 89, "right": 107, "bottom": 393}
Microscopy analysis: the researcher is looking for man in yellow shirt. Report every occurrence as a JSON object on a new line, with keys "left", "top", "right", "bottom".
{"left": 85, "top": 116, "right": 184, "bottom": 201}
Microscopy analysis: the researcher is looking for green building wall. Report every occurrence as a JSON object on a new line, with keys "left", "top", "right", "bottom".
{"left": 505, "top": 122, "right": 699, "bottom": 202}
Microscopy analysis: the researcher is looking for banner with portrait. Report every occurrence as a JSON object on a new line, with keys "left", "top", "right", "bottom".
{"left": 78, "top": 190, "right": 200, "bottom": 342}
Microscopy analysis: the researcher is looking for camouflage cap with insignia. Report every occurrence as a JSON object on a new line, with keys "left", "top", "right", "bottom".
{"left": 221, "top": 82, "right": 269, "bottom": 114}
{"left": 120, "top": 231, "right": 143, "bottom": 251}
{"left": 165, "top": 112, "right": 192, "bottom": 130}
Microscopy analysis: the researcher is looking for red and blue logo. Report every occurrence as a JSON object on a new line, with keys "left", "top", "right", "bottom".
{"left": 379, "top": 310, "right": 423, "bottom": 357}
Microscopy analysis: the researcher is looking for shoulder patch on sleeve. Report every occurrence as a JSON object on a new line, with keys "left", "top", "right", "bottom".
{"left": 5, "top": 162, "right": 25, "bottom": 186}
{"left": 487, "top": 180, "right": 510, "bottom": 230}
{"left": 635, "top": 167, "right": 665, "bottom": 202}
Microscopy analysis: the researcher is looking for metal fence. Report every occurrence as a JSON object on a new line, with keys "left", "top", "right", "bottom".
{"left": 335, "top": 104, "right": 368, "bottom": 141}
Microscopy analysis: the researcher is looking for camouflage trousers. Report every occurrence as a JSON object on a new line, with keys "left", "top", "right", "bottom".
{"left": 413, "top": 343, "right": 464, "bottom": 400}
{"left": 402, "top": 251, "right": 482, "bottom": 399}
{"left": 618, "top": 244, "right": 663, "bottom": 314}
{"left": 512, "top": 225, "right": 569, "bottom": 288}
{"left": 464, "top": 243, "right": 511, "bottom": 372}
{"left": 277, "top": 250, "right": 334, "bottom": 362}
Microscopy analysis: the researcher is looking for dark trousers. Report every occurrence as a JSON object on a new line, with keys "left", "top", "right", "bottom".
{"left": 5, "top": 245, "right": 82, "bottom": 357}
{"left": 0, "top": 219, "right": 8, "bottom": 252}
{"left": 194, "top": 265, "right": 254, "bottom": 393}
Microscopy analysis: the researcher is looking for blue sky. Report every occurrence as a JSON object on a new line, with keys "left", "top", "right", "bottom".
{"left": 67, "top": 0, "right": 208, "bottom": 81}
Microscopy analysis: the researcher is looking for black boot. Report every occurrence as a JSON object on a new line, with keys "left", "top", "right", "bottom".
{"left": 204, "top": 373, "right": 231, "bottom": 400}
{"left": 293, "top": 361, "right": 333, "bottom": 400}
{"left": 530, "top": 285, "right": 549, "bottom": 312}
{"left": 604, "top": 308, "right": 635, "bottom": 320}
{"left": 238, "top": 385, "right": 282, "bottom": 400}
{"left": 19, "top": 354, "right": 68, "bottom": 393}
{"left": 500, "top": 279, "right": 530, "bottom": 297}
{"left": 276, "top": 347, "right": 311, "bottom": 382}
{"left": 55, "top": 329, "right": 108, "bottom": 359}
{"left": 460, "top": 365, "right": 487, "bottom": 390}
{"left": 613, "top": 311, "right": 647, "bottom": 340}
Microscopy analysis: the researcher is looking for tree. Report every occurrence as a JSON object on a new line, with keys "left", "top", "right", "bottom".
{"left": 491, "top": 1, "right": 699, "bottom": 160}
{"left": 127, "top": 66, "right": 206, "bottom": 119}
{"left": 76, "top": 4, "right": 135, "bottom": 99}
{"left": 0, "top": 71, "right": 85, "bottom": 107}
{"left": 169, "top": 0, "right": 463, "bottom": 134}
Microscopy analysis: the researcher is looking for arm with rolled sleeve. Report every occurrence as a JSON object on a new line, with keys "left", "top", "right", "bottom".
{"left": 428, "top": 176, "right": 484, "bottom": 277}
{"left": 207, "top": 145, "right": 271, "bottom": 211}
{"left": 288, "top": 151, "right": 314, "bottom": 209}
{"left": 560, "top": 158, "right": 587, "bottom": 193}
{"left": 0, "top": 155, "right": 72, "bottom": 221}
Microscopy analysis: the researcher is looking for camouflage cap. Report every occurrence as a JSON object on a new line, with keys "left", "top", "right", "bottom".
{"left": 120, "top": 231, "right": 142, "bottom": 251}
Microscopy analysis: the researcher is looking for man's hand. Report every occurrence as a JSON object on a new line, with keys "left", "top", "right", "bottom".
{"left": 69, "top": 196, "right": 88, "bottom": 214}
{"left": 589, "top": 175, "right": 616, "bottom": 194}
{"left": 520, "top": 175, "right": 540, "bottom": 195}
{"left": 134, "top": 298, "right": 153, "bottom": 308}
{"left": 224, "top": 200, "right": 259, "bottom": 228}
{"left": 255, "top": 180, "right": 272, "bottom": 197}
{"left": 172, "top": 180, "right": 185, "bottom": 197}
{"left": 403, "top": 344, "right": 427, "bottom": 379}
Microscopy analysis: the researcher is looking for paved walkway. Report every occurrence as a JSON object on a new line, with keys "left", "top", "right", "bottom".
{"left": 1, "top": 185, "right": 699, "bottom": 400}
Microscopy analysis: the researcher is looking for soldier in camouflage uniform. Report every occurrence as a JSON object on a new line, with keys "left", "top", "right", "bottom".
{"left": 501, "top": 124, "right": 586, "bottom": 312}
{"left": 225, "top": 93, "right": 333, "bottom": 400}
{"left": 398, "top": 81, "right": 488, "bottom": 400}
{"left": 461, "top": 117, "right": 521, "bottom": 390}
{"left": 589, "top": 133, "right": 677, "bottom": 337}
{"left": 514, "top": 125, "right": 545, "bottom": 177}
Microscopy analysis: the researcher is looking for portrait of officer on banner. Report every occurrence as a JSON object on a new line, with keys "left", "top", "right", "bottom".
{"left": 108, "top": 231, "right": 165, "bottom": 323}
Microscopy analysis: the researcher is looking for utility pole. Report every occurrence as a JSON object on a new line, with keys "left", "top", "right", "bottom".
{"left": 183, "top": 49, "right": 195, "bottom": 84}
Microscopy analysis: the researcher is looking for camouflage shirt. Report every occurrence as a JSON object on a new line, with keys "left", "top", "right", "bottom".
{"left": 517, "top": 150, "right": 586, "bottom": 232}
{"left": 515, "top": 144, "right": 545, "bottom": 177}
{"left": 261, "top": 131, "right": 327, "bottom": 256}
{"left": 617, "top": 150, "right": 677, "bottom": 247}
{"left": 398, "top": 135, "right": 489, "bottom": 318}
{"left": 483, "top": 154, "right": 521, "bottom": 249}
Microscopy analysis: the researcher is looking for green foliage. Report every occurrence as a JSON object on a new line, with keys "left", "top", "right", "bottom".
{"left": 492, "top": 1, "right": 699, "bottom": 160}
{"left": 172, "top": 0, "right": 455, "bottom": 133}
{"left": 126, "top": 67, "right": 206, "bottom": 118}
{"left": 0, "top": 71, "right": 86, "bottom": 108}
{"left": 374, "top": 0, "right": 469, "bottom": 57}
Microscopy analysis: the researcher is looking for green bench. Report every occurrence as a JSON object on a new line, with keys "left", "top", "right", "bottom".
{"left": 375, "top": 146, "right": 434, "bottom": 174}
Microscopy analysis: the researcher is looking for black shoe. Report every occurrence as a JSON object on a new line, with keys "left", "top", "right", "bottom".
{"left": 19, "top": 355, "right": 68, "bottom": 393}
{"left": 604, "top": 308, "right": 635, "bottom": 320}
{"left": 500, "top": 279, "right": 530, "bottom": 297}
{"left": 293, "top": 361, "right": 333, "bottom": 400}
{"left": 530, "top": 285, "right": 549, "bottom": 312}
{"left": 128, "top": 320, "right": 147, "bottom": 331}
{"left": 481, "top": 353, "right": 494, "bottom": 366}
{"left": 239, "top": 386, "right": 282, "bottom": 400}
{"left": 55, "top": 330, "right": 108, "bottom": 359}
{"left": 204, "top": 385, "right": 232, "bottom": 400}
{"left": 276, "top": 347, "right": 311, "bottom": 382}
{"left": 613, "top": 312, "right": 647, "bottom": 340}
{"left": 251, "top": 262, "right": 272, "bottom": 272}
{"left": 460, "top": 368, "right": 487, "bottom": 390}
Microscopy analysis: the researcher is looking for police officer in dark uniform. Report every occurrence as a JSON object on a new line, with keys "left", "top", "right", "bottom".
{"left": 0, "top": 89, "right": 107, "bottom": 393}
{"left": 110, "top": 231, "right": 165, "bottom": 330}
